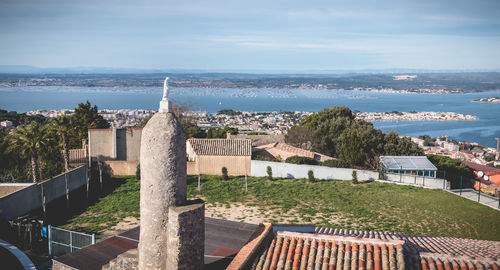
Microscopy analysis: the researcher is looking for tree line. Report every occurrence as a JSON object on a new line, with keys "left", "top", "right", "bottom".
{"left": 285, "top": 106, "right": 423, "bottom": 169}
{"left": 0, "top": 101, "right": 109, "bottom": 183}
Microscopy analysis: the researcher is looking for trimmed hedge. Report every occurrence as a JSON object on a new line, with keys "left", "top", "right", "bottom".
{"left": 322, "top": 159, "right": 348, "bottom": 168}
{"left": 285, "top": 155, "right": 319, "bottom": 165}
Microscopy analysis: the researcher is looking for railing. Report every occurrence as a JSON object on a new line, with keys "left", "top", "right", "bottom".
{"left": 382, "top": 172, "right": 449, "bottom": 189}
{"left": 68, "top": 148, "right": 87, "bottom": 164}
{"left": 48, "top": 225, "right": 95, "bottom": 256}
{"left": 449, "top": 188, "right": 500, "bottom": 210}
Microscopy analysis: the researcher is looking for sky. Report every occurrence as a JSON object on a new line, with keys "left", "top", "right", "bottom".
{"left": 1, "top": 0, "right": 500, "bottom": 72}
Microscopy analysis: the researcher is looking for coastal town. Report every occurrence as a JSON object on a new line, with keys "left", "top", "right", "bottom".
{"left": 473, "top": 97, "right": 500, "bottom": 103}
{"left": 26, "top": 109, "right": 155, "bottom": 128}
{"left": 20, "top": 108, "right": 498, "bottom": 165}
{"left": 2, "top": 1, "right": 500, "bottom": 269}
{"left": 355, "top": 111, "right": 477, "bottom": 121}
{"left": 25, "top": 108, "right": 477, "bottom": 132}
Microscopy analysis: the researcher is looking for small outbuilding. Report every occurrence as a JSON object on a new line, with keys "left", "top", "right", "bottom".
{"left": 186, "top": 138, "right": 252, "bottom": 176}
{"left": 379, "top": 156, "right": 438, "bottom": 178}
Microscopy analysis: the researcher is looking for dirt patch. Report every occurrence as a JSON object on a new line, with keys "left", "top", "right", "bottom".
{"left": 205, "top": 203, "right": 267, "bottom": 224}
{"left": 99, "top": 216, "right": 139, "bottom": 239}
{"left": 204, "top": 202, "right": 349, "bottom": 226}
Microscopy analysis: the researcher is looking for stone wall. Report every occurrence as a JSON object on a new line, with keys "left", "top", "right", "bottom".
{"left": 101, "top": 250, "right": 138, "bottom": 270}
{"left": 166, "top": 200, "right": 205, "bottom": 270}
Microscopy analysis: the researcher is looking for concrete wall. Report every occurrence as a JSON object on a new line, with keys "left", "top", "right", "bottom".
{"left": 118, "top": 129, "right": 142, "bottom": 161}
{"left": 191, "top": 156, "right": 251, "bottom": 176}
{"left": 384, "top": 173, "right": 449, "bottom": 189}
{"left": 105, "top": 161, "right": 139, "bottom": 176}
{"left": 186, "top": 162, "right": 197, "bottom": 175}
{"left": 0, "top": 166, "right": 87, "bottom": 221}
{"left": 89, "top": 129, "right": 114, "bottom": 160}
{"left": 251, "top": 160, "right": 379, "bottom": 181}
{"left": 88, "top": 128, "right": 142, "bottom": 161}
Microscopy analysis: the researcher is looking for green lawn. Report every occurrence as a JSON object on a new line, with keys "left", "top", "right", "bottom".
{"left": 63, "top": 175, "right": 500, "bottom": 241}
{"left": 63, "top": 175, "right": 140, "bottom": 233}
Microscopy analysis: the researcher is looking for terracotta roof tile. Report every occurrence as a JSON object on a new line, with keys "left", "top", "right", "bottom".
{"left": 248, "top": 231, "right": 407, "bottom": 270}
{"left": 188, "top": 138, "right": 251, "bottom": 156}
{"left": 241, "top": 227, "right": 500, "bottom": 270}
{"left": 315, "top": 228, "right": 500, "bottom": 260}
{"left": 463, "top": 161, "right": 500, "bottom": 175}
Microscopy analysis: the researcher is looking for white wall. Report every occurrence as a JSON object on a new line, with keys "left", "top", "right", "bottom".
{"left": 250, "top": 161, "right": 450, "bottom": 190}
{"left": 251, "top": 160, "right": 378, "bottom": 181}
{"left": 384, "top": 173, "right": 449, "bottom": 189}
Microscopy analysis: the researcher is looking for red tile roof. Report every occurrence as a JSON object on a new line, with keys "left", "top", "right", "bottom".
{"left": 188, "top": 139, "right": 252, "bottom": 156}
{"left": 248, "top": 231, "right": 406, "bottom": 270}
{"left": 229, "top": 226, "right": 500, "bottom": 270}
{"left": 315, "top": 227, "right": 500, "bottom": 259}
{"left": 463, "top": 161, "right": 500, "bottom": 176}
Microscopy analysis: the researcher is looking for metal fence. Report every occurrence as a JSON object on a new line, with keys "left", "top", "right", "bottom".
{"left": 449, "top": 188, "right": 500, "bottom": 210}
{"left": 48, "top": 225, "right": 95, "bottom": 256}
{"left": 382, "top": 172, "right": 449, "bottom": 189}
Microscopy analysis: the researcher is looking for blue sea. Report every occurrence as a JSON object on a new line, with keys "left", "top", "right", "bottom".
{"left": 1, "top": 86, "right": 499, "bottom": 148}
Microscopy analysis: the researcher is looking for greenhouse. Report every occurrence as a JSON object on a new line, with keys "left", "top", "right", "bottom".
{"left": 379, "top": 156, "right": 438, "bottom": 178}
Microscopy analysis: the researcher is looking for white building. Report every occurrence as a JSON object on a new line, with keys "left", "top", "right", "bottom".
{"left": 0, "top": 120, "right": 13, "bottom": 127}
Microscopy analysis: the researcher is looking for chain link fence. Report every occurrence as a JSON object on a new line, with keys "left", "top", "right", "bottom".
{"left": 48, "top": 225, "right": 95, "bottom": 256}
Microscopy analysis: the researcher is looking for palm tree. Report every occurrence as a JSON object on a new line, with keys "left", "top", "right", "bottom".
{"left": 8, "top": 122, "right": 50, "bottom": 183}
{"left": 50, "top": 115, "right": 74, "bottom": 172}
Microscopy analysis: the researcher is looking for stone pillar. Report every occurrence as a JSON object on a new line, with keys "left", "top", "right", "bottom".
{"left": 138, "top": 112, "right": 187, "bottom": 270}
{"left": 166, "top": 200, "right": 205, "bottom": 269}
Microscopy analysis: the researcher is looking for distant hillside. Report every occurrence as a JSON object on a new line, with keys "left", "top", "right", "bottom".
{"left": 1, "top": 71, "right": 500, "bottom": 93}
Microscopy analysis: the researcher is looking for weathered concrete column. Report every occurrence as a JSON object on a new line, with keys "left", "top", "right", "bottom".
{"left": 166, "top": 200, "right": 205, "bottom": 269}
{"left": 138, "top": 112, "right": 187, "bottom": 270}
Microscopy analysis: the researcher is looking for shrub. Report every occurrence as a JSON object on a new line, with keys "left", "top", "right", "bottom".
{"left": 252, "top": 153, "right": 278, "bottom": 162}
{"left": 352, "top": 170, "right": 358, "bottom": 184}
{"left": 484, "top": 154, "right": 496, "bottom": 162}
{"left": 136, "top": 164, "right": 140, "bottom": 180}
{"left": 308, "top": 170, "right": 315, "bottom": 182}
{"left": 221, "top": 167, "right": 228, "bottom": 181}
{"left": 267, "top": 166, "right": 273, "bottom": 180}
{"left": 426, "top": 154, "right": 474, "bottom": 189}
{"left": 323, "top": 159, "right": 348, "bottom": 168}
{"left": 285, "top": 155, "right": 318, "bottom": 165}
